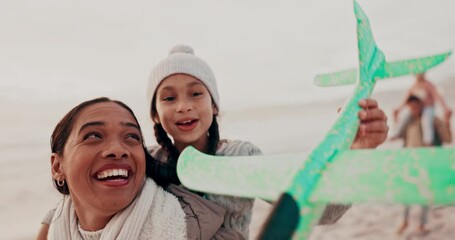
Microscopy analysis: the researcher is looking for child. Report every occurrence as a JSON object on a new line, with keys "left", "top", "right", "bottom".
{"left": 146, "top": 45, "right": 261, "bottom": 238}
{"left": 145, "top": 44, "right": 390, "bottom": 239}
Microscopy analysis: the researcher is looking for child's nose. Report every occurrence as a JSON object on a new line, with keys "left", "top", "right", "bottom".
{"left": 176, "top": 99, "right": 193, "bottom": 112}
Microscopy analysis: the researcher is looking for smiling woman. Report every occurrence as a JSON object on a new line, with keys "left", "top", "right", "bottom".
{"left": 49, "top": 99, "right": 148, "bottom": 231}
{"left": 43, "top": 97, "right": 187, "bottom": 239}
{"left": 37, "top": 97, "right": 242, "bottom": 240}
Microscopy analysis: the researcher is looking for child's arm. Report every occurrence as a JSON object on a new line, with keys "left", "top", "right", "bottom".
{"left": 317, "top": 99, "right": 388, "bottom": 225}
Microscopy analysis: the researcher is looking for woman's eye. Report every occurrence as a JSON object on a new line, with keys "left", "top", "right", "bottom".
{"left": 192, "top": 92, "right": 203, "bottom": 97}
{"left": 83, "top": 132, "right": 102, "bottom": 140}
{"left": 126, "top": 133, "right": 141, "bottom": 142}
{"left": 162, "top": 96, "right": 175, "bottom": 102}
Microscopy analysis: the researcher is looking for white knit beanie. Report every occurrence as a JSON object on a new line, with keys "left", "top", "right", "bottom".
{"left": 147, "top": 45, "right": 220, "bottom": 113}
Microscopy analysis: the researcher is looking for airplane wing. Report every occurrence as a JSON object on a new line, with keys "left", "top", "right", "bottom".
{"left": 177, "top": 146, "right": 306, "bottom": 201}
{"left": 178, "top": 146, "right": 455, "bottom": 205}
{"left": 312, "top": 148, "right": 455, "bottom": 205}
{"left": 313, "top": 68, "right": 357, "bottom": 87}
{"left": 382, "top": 51, "right": 452, "bottom": 79}
{"left": 314, "top": 52, "right": 452, "bottom": 87}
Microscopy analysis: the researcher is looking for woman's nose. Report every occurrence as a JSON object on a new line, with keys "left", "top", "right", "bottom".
{"left": 102, "top": 140, "right": 129, "bottom": 159}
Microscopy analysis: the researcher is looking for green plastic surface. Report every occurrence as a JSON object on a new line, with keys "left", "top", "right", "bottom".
{"left": 312, "top": 148, "right": 455, "bottom": 205}
{"left": 177, "top": 147, "right": 305, "bottom": 201}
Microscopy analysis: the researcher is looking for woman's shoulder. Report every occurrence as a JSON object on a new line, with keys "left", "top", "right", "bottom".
{"left": 217, "top": 139, "right": 262, "bottom": 156}
{"left": 139, "top": 183, "right": 187, "bottom": 239}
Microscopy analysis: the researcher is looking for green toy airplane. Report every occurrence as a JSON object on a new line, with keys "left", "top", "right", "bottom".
{"left": 177, "top": 1, "right": 454, "bottom": 239}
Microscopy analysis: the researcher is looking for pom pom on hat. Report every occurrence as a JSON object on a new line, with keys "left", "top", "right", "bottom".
{"left": 147, "top": 44, "right": 220, "bottom": 114}
{"left": 169, "top": 45, "right": 194, "bottom": 55}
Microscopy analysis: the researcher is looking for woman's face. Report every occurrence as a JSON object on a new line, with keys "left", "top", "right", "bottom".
{"left": 52, "top": 102, "right": 145, "bottom": 218}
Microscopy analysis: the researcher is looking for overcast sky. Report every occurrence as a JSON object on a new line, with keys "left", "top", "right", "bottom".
{"left": 1, "top": 0, "right": 454, "bottom": 110}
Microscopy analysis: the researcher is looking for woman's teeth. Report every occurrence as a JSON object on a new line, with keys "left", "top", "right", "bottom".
{"left": 96, "top": 169, "right": 129, "bottom": 180}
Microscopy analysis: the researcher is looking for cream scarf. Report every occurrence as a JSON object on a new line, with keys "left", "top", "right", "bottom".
{"left": 48, "top": 178, "right": 186, "bottom": 240}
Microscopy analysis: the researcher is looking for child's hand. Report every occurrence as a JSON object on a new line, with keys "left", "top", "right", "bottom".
{"left": 351, "top": 99, "right": 389, "bottom": 149}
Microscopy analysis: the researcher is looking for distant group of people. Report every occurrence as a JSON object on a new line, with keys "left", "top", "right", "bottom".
{"left": 34, "top": 45, "right": 452, "bottom": 239}
{"left": 391, "top": 72, "right": 452, "bottom": 146}
{"left": 391, "top": 72, "right": 452, "bottom": 235}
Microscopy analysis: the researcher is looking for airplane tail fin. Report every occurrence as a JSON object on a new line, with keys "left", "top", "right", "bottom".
{"left": 354, "top": 0, "right": 385, "bottom": 86}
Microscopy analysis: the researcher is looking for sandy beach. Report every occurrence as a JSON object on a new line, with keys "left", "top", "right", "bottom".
{"left": 0, "top": 76, "right": 453, "bottom": 239}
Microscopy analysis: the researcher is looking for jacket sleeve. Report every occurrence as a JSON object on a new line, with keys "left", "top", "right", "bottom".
{"left": 318, "top": 204, "right": 351, "bottom": 225}
{"left": 167, "top": 184, "right": 245, "bottom": 240}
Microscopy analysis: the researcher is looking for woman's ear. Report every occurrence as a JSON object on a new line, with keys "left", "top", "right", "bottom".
{"left": 51, "top": 153, "right": 65, "bottom": 180}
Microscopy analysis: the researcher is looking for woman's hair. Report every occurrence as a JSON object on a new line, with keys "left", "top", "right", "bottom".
{"left": 50, "top": 97, "right": 161, "bottom": 194}
{"left": 150, "top": 96, "right": 220, "bottom": 186}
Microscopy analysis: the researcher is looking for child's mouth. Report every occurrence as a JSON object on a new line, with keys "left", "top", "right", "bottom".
{"left": 176, "top": 119, "right": 198, "bottom": 131}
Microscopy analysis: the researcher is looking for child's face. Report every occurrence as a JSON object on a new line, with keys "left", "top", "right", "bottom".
{"left": 154, "top": 74, "right": 217, "bottom": 151}
{"left": 408, "top": 101, "right": 423, "bottom": 118}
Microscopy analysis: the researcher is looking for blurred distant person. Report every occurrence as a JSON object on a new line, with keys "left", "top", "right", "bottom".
{"left": 393, "top": 95, "right": 452, "bottom": 235}
{"left": 392, "top": 72, "right": 452, "bottom": 146}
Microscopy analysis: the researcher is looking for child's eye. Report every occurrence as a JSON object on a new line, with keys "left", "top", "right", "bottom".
{"left": 162, "top": 96, "right": 175, "bottom": 102}
{"left": 192, "top": 92, "right": 203, "bottom": 97}
{"left": 83, "top": 132, "right": 102, "bottom": 140}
